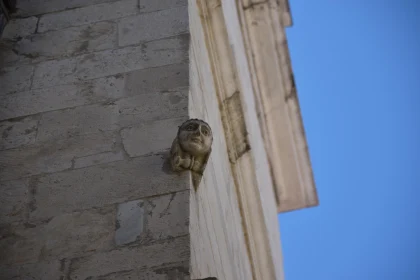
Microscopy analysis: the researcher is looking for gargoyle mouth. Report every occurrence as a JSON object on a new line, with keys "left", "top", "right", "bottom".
{"left": 191, "top": 137, "right": 202, "bottom": 144}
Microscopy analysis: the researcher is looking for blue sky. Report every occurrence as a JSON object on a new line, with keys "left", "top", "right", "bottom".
{"left": 279, "top": 1, "right": 420, "bottom": 280}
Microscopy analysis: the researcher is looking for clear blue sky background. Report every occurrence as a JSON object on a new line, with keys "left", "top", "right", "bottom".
{"left": 279, "top": 1, "right": 420, "bottom": 280}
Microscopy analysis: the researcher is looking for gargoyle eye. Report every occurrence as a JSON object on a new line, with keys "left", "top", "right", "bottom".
{"left": 201, "top": 128, "right": 209, "bottom": 136}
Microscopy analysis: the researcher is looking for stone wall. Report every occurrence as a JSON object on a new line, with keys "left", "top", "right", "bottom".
{"left": 0, "top": 1, "right": 191, "bottom": 279}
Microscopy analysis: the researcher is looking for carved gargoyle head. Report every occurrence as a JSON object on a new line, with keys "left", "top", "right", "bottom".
{"left": 177, "top": 119, "right": 213, "bottom": 157}
{"left": 170, "top": 119, "right": 213, "bottom": 190}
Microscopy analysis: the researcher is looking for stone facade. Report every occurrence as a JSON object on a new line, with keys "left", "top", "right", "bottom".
{"left": 0, "top": 1, "right": 190, "bottom": 279}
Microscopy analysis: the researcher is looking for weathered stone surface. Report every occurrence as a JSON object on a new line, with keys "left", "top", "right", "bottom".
{"left": 30, "top": 155, "right": 190, "bottom": 220}
{"left": 0, "top": 0, "right": 191, "bottom": 276}
{"left": 121, "top": 117, "right": 183, "bottom": 157}
{"left": 38, "top": 0, "right": 137, "bottom": 33}
{"left": 118, "top": 6, "right": 188, "bottom": 47}
{"left": 139, "top": 0, "right": 187, "bottom": 13}
{"left": 0, "top": 65, "right": 33, "bottom": 95}
{"left": 0, "top": 179, "right": 29, "bottom": 224}
{"left": 74, "top": 150, "right": 125, "bottom": 169}
{"left": 38, "top": 207, "right": 116, "bottom": 259}
{"left": 1, "top": 17, "right": 38, "bottom": 40}
{"left": 36, "top": 91, "right": 188, "bottom": 142}
{"left": 0, "top": 63, "right": 187, "bottom": 121}
{"left": 0, "top": 224, "right": 44, "bottom": 265}
{"left": 115, "top": 200, "right": 144, "bottom": 246}
{"left": 0, "top": 76, "right": 124, "bottom": 121}
{"left": 96, "top": 262, "right": 190, "bottom": 280}
{"left": 116, "top": 89, "right": 188, "bottom": 126}
{"left": 0, "top": 260, "right": 62, "bottom": 280}
{"left": 0, "top": 207, "right": 115, "bottom": 264}
{"left": 68, "top": 236, "right": 189, "bottom": 279}
{"left": 16, "top": 0, "right": 117, "bottom": 17}
{"left": 0, "top": 116, "right": 39, "bottom": 150}
{"left": 32, "top": 34, "right": 189, "bottom": 88}
{"left": 36, "top": 103, "right": 119, "bottom": 141}
{"left": 96, "top": 269, "right": 139, "bottom": 280}
{"left": 13, "top": 21, "right": 117, "bottom": 63}
{"left": 124, "top": 62, "right": 189, "bottom": 95}
{"left": 145, "top": 191, "right": 189, "bottom": 241}
{"left": 0, "top": 131, "right": 117, "bottom": 181}
{"left": 0, "top": 41, "right": 23, "bottom": 66}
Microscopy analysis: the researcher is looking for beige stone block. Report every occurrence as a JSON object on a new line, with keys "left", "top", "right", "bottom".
{"left": 0, "top": 116, "right": 38, "bottom": 150}
{"left": 32, "top": 35, "right": 189, "bottom": 88}
{"left": 30, "top": 155, "right": 190, "bottom": 220}
{"left": 0, "top": 179, "right": 29, "bottom": 224}
{"left": 118, "top": 6, "right": 188, "bottom": 47}
{"left": 68, "top": 236, "right": 189, "bottom": 279}
{"left": 37, "top": 0, "right": 137, "bottom": 33}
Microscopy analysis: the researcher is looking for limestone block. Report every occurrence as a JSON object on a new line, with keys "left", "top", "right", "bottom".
{"left": 37, "top": 0, "right": 137, "bottom": 33}
{"left": 145, "top": 190, "right": 189, "bottom": 240}
{"left": 1, "top": 17, "right": 38, "bottom": 40}
{"left": 124, "top": 62, "right": 189, "bottom": 95}
{"left": 121, "top": 117, "right": 186, "bottom": 157}
{"left": 36, "top": 91, "right": 188, "bottom": 142}
{"left": 0, "top": 179, "right": 29, "bottom": 224}
{"left": 118, "top": 6, "right": 188, "bottom": 47}
{"left": 68, "top": 236, "right": 189, "bottom": 279}
{"left": 0, "top": 76, "right": 124, "bottom": 121}
{"left": 0, "top": 115, "right": 38, "bottom": 150}
{"left": 13, "top": 21, "right": 117, "bottom": 62}
{"left": 0, "top": 65, "right": 33, "bottom": 95}
{"left": 139, "top": 0, "right": 187, "bottom": 13}
{"left": 32, "top": 34, "right": 189, "bottom": 88}
{"left": 16, "top": 0, "right": 117, "bottom": 17}
{"left": 0, "top": 260, "right": 62, "bottom": 280}
{"left": 30, "top": 155, "right": 190, "bottom": 220}
{"left": 38, "top": 207, "right": 116, "bottom": 259}
{"left": 0, "top": 131, "right": 117, "bottom": 181}
{"left": 0, "top": 207, "right": 115, "bottom": 264}
{"left": 73, "top": 151, "right": 125, "bottom": 169}
{"left": 115, "top": 199, "right": 144, "bottom": 245}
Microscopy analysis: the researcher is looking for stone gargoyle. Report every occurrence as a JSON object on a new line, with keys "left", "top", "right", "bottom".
{"left": 170, "top": 119, "right": 213, "bottom": 190}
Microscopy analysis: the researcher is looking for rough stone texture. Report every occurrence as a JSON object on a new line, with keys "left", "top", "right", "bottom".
{"left": 118, "top": 6, "right": 188, "bottom": 47}
{"left": 124, "top": 62, "right": 189, "bottom": 94}
{"left": 1, "top": 17, "right": 38, "bottom": 40}
{"left": 0, "top": 76, "right": 125, "bottom": 120}
{"left": 0, "top": 179, "right": 29, "bottom": 224}
{"left": 0, "top": 63, "right": 188, "bottom": 120}
{"left": 16, "top": 0, "right": 117, "bottom": 17}
{"left": 36, "top": 92, "right": 188, "bottom": 142}
{"left": 115, "top": 199, "right": 145, "bottom": 245}
{"left": 140, "top": 0, "right": 187, "bottom": 13}
{"left": 0, "top": 260, "right": 62, "bottom": 280}
{"left": 0, "top": 115, "right": 39, "bottom": 150}
{"left": 68, "top": 236, "right": 189, "bottom": 279}
{"left": 37, "top": 0, "right": 137, "bottom": 33}
{"left": 145, "top": 191, "right": 189, "bottom": 241}
{"left": 73, "top": 150, "right": 125, "bottom": 169}
{"left": 0, "top": 223, "right": 44, "bottom": 265}
{"left": 0, "top": 131, "right": 118, "bottom": 181}
{"left": 95, "top": 263, "right": 190, "bottom": 280}
{"left": 30, "top": 155, "right": 190, "bottom": 221}
{"left": 0, "top": 2, "right": 190, "bottom": 278}
{"left": 0, "top": 207, "right": 115, "bottom": 264}
{"left": 39, "top": 207, "right": 116, "bottom": 259}
{"left": 32, "top": 34, "right": 189, "bottom": 88}
{"left": 0, "top": 65, "right": 33, "bottom": 94}
{"left": 14, "top": 21, "right": 118, "bottom": 62}
{"left": 121, "top": 117, "right": 183, "bottom": 157}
